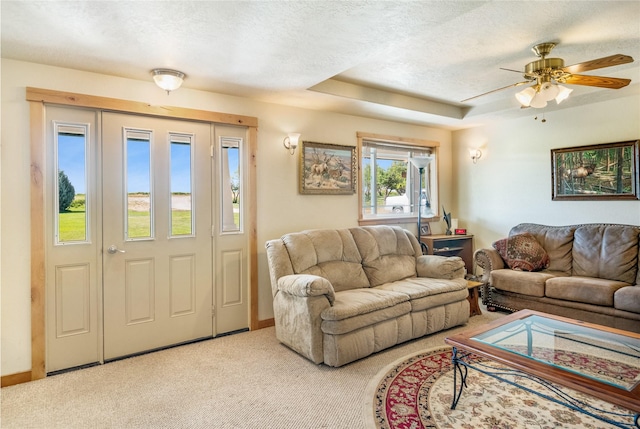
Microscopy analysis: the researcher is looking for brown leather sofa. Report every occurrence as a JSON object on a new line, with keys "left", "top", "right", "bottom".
{"left": 475, "top": 223, "right": 640, "bottom": 333}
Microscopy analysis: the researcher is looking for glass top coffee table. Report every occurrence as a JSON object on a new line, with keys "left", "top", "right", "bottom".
{"left": 445, "top": 309, "right": 640, "bottom": 428}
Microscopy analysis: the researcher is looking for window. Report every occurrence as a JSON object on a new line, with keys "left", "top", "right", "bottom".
{"left": 124, "top": 129, "right": 153, "bottom": 240}
{"left": 220, "top": 136, "right": 242, "bottom": 233}
{"left": 54, "top": 122, "right": 89, "bottom": 244}
{"left": 170, "top": 133, "right": 194, "bottom": 237}
{"left": 357, "top": 133, "right": 439, "bottom": 223}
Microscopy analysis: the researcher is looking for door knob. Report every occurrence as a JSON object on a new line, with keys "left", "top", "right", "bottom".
{"left": 107, "top": 245, "right": 125, "bottom": 254}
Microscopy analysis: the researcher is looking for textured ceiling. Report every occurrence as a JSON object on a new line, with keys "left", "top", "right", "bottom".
{"left": 2, "top": 1, "right": 639, "bottom": 129}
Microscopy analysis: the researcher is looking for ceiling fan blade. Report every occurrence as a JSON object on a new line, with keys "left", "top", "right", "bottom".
{"left": 562, "top": 54, "right": 633, "bottom": 74}
{"left": 461, "top": 81, "right": 530, "bottom": 102}
{"left": 499, "top": 67, "right": 524, "bottom": 74}
{"left": 563, "top": 74, "right": 631, "bottom": 89}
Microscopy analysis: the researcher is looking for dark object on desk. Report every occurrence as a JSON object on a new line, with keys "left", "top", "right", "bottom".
{"left": 442, "top": 206, "right": 452, "bottom": 235}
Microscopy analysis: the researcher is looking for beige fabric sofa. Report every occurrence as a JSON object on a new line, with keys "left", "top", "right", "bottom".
{"left": 475, "top": 223, "right": 640, "bottom": 333}
{"left": 265, "top": 225, "right": 470, "bottom": 367}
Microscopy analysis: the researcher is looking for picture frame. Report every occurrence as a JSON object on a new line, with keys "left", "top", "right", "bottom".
{"left": 299, "top": 141, "right": 356, "bottom": 195}
{"left": 551, "top": 140, "right": 639, "bottom": 201}
{"left": 420, "top": 224, "right": 431, "bottom": 236}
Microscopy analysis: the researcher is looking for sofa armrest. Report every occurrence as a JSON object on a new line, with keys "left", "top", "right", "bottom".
{"left": 416, "top": 255, "right": 466, "bottom": 280}
{"left": 277, "top": 274, "right": 336, "bottom": 305}
{"left": 474, "top": 248, "right": 505, "bottom": 283}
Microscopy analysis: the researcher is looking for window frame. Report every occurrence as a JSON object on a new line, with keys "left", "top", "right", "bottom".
{"left": 53, "top": 121, "right": 91, "bottom": 245}
{"left": 219, "top": 136, "right": 244, "bottom": 234}
{"left": 357, "top": 132, "right": 440, "bottom": 226}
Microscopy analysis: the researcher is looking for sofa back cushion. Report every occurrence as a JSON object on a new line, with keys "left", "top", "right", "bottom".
{"left": 573, "top": 225, "right": 639, "bottom": 284}
{"left": 282, "top": 229, "right": 370, "bottom": 292}
{"left": 510, "top": 224, "right": 575, "bottom": 274}
{"left": 350, "top": 226, "right": 418, "bottom": 286}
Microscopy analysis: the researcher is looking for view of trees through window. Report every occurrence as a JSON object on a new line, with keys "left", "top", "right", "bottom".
{"left": 360, "top": 140, "right": 437, "bottom": 219}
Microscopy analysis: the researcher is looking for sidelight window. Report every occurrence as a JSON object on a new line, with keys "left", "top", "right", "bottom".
{"left": 55, "top": 123, "right": 90, "bottom": 244}
{"left": 220, "top": 137, "right": 242, "bottom": 233}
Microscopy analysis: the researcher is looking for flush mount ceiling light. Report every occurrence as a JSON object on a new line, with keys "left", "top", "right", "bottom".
{"left": 151, "top": 69, "right": 185, "bottom": 94}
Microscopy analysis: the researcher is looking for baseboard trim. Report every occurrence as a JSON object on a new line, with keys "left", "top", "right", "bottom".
{"left": 1, "top": 370, "right": 32, "bottom": 387}
{"left": 257, "top": 318, "right": 274, "bottom": 329}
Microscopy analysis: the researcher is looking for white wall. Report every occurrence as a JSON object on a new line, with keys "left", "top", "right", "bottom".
{"left": 1, "top": 59, "right": 454, "bottom": 376}
{"left": 452, "top": 96, "right": 640, "bottom": 277}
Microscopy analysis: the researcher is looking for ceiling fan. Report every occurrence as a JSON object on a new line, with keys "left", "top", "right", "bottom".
{"left": 462, "top": 42, "right": 634, "bottom": 108}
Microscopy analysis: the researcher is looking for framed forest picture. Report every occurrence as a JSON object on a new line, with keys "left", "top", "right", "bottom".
{"left": 551, "top": 140, "right": 639, "bottom": 201}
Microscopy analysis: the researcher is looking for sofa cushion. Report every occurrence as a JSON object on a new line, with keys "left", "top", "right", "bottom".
{"left": 572, "top": 225, "right": 639, "bottom": 284}
{"left": 321, "top": 302, "right": 412, "bottom": 335}
{"left": 545, "top": 276, "right": 629, "bottom": 306}
{"left": 320, "top": 289, "right": 411, "bottom": 335}
{"left": 510, "top": 224, "right": 575, "bottom": 274}
{"left": 321, "top": 288, "right": 409, "bottom": 321}
{"left": 374, "top": 277, "right": 468, "bottom": 312}
{"left": 614, "top": 286, "right": 640, "bottom": 314}
{"left": 375, "top": 277, "right": 467, "bottom": 300}
{"left": 282, "top": 228, "right": 370, "bottom": 292}
{"left": 492, "top": 233, "right": 550, "bottom": 271}
{"left": 491, "top": 269, "right": 561, "bottom": 297}
{"left": 350, "top": 226, "right": 417, "bottom": 286}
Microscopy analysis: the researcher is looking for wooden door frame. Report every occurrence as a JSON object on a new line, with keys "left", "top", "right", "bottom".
{"left": 27, "top": 87, "right": 261, "bottom": 381}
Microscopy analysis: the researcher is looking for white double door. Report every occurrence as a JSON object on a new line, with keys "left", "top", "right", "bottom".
{"left": 101, "top": 112, "right": 214, "bottom": 360}
{"left": 46, "top": 107, "right": 248, "bottom": 371}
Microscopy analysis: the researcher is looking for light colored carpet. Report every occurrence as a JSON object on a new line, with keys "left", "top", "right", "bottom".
{"left": 1, "top": 308, "right": 504, "bottom": 428}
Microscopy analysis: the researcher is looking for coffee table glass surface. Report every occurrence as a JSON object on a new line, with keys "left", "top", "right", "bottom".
{"left": 471, "top": 313, "right": 640, "bottom": 391}
{"left": 445, "top": 309, "right": 640, "bottom": 414}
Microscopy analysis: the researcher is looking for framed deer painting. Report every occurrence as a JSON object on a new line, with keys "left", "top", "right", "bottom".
{"left": 299, "top": 141, "right": 356, "bottom": 194}
{"left": 551, "top": 140, "right": 639, "bottom": 201}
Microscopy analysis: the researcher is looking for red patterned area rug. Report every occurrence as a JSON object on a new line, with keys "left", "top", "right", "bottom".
{"left": 365, "top": 346, "right": 635, "bottom": 429}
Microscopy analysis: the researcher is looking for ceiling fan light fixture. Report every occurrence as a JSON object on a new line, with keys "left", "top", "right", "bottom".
{"left": 555, "top": 85, "right": 573, "bottom": 104}
{"left": 529, "top": 89, "right": 548, "bottom": 108}
{"left": 515, "top": 86, "right": 537, "bottom": 107}
{"left": 539, "top": 81, "right": 560, "bottom": 101}
{"left": 473, "top": 42, "right": 632, "bottom": 111}
{"left": 151, "top": 68, "right": 185, "bottom": 94}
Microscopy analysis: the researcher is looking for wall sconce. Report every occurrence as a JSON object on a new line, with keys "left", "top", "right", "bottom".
{"left": 283, "top": 133, "right": 300, "bottom": 155}
{"left": 469, "top": 149, "right": 482, "bottom": 164}
{"left": 151, "top": 68, "right": 186, "bottom": 94}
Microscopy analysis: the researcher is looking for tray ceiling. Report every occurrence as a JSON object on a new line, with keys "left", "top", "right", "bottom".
{"left": 2, "top": 1, "right": 639, "bottom": 129}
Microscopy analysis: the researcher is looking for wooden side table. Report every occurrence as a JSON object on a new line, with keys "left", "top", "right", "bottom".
{"left": 466, "top": 280, "right": 483, "bottom": 317}
{"left": 420, "top": 234, "right": 474, "bottom": 274}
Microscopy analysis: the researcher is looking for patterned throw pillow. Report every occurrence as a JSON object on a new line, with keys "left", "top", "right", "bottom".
{"left": 492, "top": 233, "right": 550, "bottom": 271}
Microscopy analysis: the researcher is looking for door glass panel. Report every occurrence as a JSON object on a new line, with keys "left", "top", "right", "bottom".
{"left": 125, "top": 130, "right": 153, "bottom": 240}
{"left": 170, "top": 134, "right": 194, "bottom": 236}
{"left": 220, "top": 137, "right": 241, "bottom": 233}
{"left": 55, "top": 123, "right": 89, "bottom": 244}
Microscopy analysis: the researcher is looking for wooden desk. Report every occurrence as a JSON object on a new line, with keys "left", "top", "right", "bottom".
{"left": 421, "top": 234, "right": 474, "bottom": 274}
